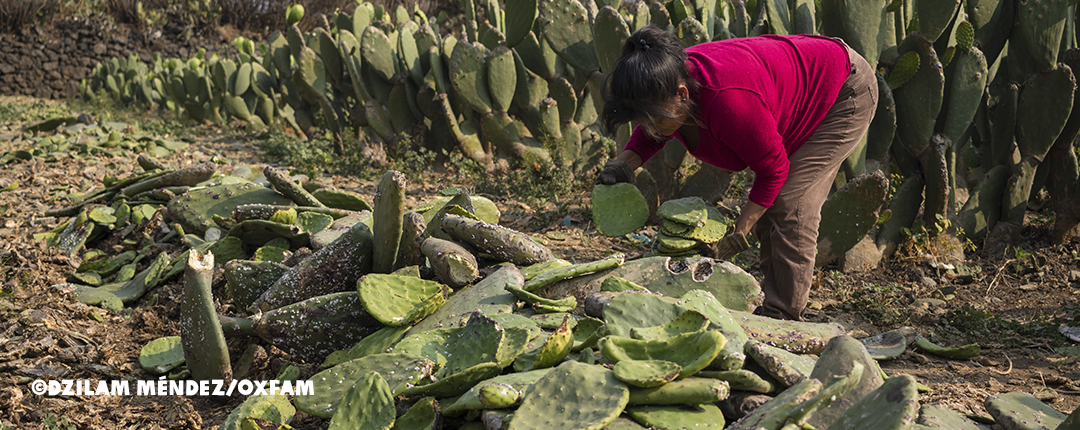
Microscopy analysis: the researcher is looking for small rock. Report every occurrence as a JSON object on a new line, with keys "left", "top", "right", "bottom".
{"left": 1033, "top": 387, "right": 1059, "bottom": 403}
{"left": 921, "top": 277, "right": 938, "bottom": 289}
{"left": 1070, "top": 270, "right": 1080, "bottom": 282}
{"left": 909, "top": 352, "right": 930, "bottom": 364}
{"left": 18, "top": 309, "right": 49, "bottom": 325}
{"left": 1019, "top": 283, "right": 1039, "bottom": 291}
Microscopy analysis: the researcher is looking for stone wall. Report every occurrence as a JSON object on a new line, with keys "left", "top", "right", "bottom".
{"left": 0, "top": 20, "right": 237, "bottom": 99}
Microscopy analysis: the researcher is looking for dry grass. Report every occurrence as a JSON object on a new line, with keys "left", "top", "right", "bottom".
{"left": 0, "top": 0, "right": 58, "bottom": 32}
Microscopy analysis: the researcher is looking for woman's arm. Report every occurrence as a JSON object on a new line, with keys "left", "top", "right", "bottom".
{"left": 734, "top": 200, "right": 767, "bottom": 236}
{"left": 616, "top": 150, "right": 643, "bottom": 171}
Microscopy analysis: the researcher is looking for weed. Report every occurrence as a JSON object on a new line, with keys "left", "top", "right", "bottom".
{"left": 42, "top": 413, "right": 76, "bottom": 430}
{"left": 941, "top": 304, "right": 1067, "bottom": 348}
{"left": 895, "top": 213, "right": 975, "bottom": 262}
{"left": 844, "top": 282, "right": 910, "bottom": 327}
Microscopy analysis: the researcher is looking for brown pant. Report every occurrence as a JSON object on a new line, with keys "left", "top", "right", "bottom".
{"left": 756, "top": 42, "right": 878, "bottom": 321}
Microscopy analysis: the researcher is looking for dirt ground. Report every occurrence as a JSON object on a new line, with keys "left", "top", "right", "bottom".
{"left": 2, "top": 97, "right": 1080, "bottom": 429}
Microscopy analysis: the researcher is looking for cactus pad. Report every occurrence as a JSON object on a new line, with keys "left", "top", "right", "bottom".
{"left": 218, "top": 394, "right": 295, "bottom": 430}
{"left": 829, "top": 374, "right": 920, "bottom": 430}
{"left": 506, "top": 284, "right": 577, "bottom": 313}
{"left": 441, "top": 214, "right": 554, "bottom": 265}
{"left": 394, "top": 397, "right": 439, "bottom": 430}
{"left": 521, "top": 258, "right": 572, "bottom": 280}
{"left": 254, "top": 291, "right": 382, "bottom": 362}
{"left": 358, "top": 273, "right": 448, "bottom": 327}
{"left": 320, "top": 325, "right": 412, "bottom": 369}
{"left": 727, "top": 378, "right": 822, "bottom": 430}
{"left": 860, "top": 330, "right": 908, "bottom": 359}
{"left": 524, "top": 254, "right": 624, "bottom": 292}
{"left": 513, "top": 315, "right": 574, "bottom": 371}
{"left": 311, "top": 187, "right": 373, "bottom": 212}
{"left": 914, "top": 336, "right": 980, "bottom": 359}
{"left": 327, "top": 371, "right": 395, "bottom": 430}
{"left": 443, "top": 368, "right": 554, "bottom": 416}
{"left": 745, "top": 340, "right": 817, "bottom": 387}
{"left": 625, "top": 404, "right": 726, "bottom": 429}
{"left": 294, "top": 353, "right": 435, "bottom": 418}
{"left": 508, "top": 361, "right": 629, "bottom": 430}
{"left": 613, "top": 360, "right": 682, "bottom": 388}
{"left": 592, "top": 183, "right": 650, "bottom": 237}
{"left": 630, "top": 310, "right": 710, "bottom": 341}
{"left": 139, "top": 336, "right": 185, "bottom": 375}
{"left": 916, "top": 403, "right": 990, "bottom": 430}
{"left": 537, "top": 0, "right": 599, "bottom": 74}
{"left": 816, "top": 171, "right": 889, "bottom": 266}
{"left": 696, "top": 369, "right": 777, "bottom": 393}
{"left": 167, "top": 182, "right": 294, "bottom": 234}
{"left": 986, "top": 392, "right": 1069, "bottom": 428}
{"left": 603, "top": 291, "right": 682, "bottom": 338}
{"left": 657, "top": 197, "right": 708, "bottom": 228}
{"left": 399, "top": 361, "right": 504, "bottom": 398}
{"left": 674, "top": 290, "right": 750, "bottom": 370}
{"left": 806, "top": 335, "right": 886, "bottom": 429}
{"left": 406, "top": 265, "right": 521, "bottom": 334}
{"left": 601, "top": 331, "right": 726, "bottom": 378}
{"left": 627, "top": 377, "right": 730, "bottom": 405}
{"left": 421, "top": 237, "right": 479, "bottom": 288}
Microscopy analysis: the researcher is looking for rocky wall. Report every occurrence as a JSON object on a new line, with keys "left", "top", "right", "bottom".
{"left": 0, "top": 20, "right": 237, "bottom": 99}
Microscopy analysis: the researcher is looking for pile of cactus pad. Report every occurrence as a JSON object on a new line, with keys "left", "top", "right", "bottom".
{"left": 653, "top": 197, "right": 731, "bottom": 257}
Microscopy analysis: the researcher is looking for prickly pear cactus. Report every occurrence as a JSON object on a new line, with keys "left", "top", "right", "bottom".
{"left": 358, "top": 273, "right": 449, "bottom": 327}
{"left": 180, "top": 250, "right": 231, "bottom": 382}
{"left": 443, "top": 368, "right": 554, "bottom": 416}
{"left": 139, "top": 336, "right": 185, "bottom": 375}
{"left": 658, "top": 197, "right": 708, "bottom": 228}
{"left": 441, "top": 214, "right": 554, "bottom": 265}
{"left": 294, "top": 353, "right": 435, "bottom": 418}
{"left": 815, "top": 170, "right": 889, "bottom": 266}
{"left": 745, "top": 340, "right": 817, "bottom": 387}
{"left": 627, "top": 377, "right": 730, "bottom": 405}
{"left": 696, "top": 369, "right": 777, "bottom": 394}
{"left": 252, "top": 221, "right": 373, "bottom": 312}
{"left": 524, "top": 254, "right": 624, "bottom": 292}
{"left": 372, "top": 170, "right": 406, "bottom": 273}
{"left": 320, "top": 324, "right": 412, "bottom": 369}
{"left": 406, "top": 265, "right": 521, "bottom": 334}
{"left": 828, "top": 374, "right": 920, "bottom": 430}
{"left": 327, "top": 371, "right": 395, "bottom": 430}
{"left": 806, "top": 335, "right": 886, "bottom": 429}
{"left": 674, "top": 290, "right": 750, "bottom": 370}
{"left": 167, "top": 182, "right": 294, "bottom": 235}
{"left": 253, "top": 292, "right": 381, "bottom": 362}
{"left": 727, "top": 378, "right": 822, "bottom": 430}
{"left": 218, "top": 393, "right": 295, "bottom": 430}
{"left": 420, "top": 237, "right": 479, "bottom": 288}
{"left": 630, "top": 310, "right": 709, "bottom": 341}
{"left": 625, "top": 404, "right": 726, "bottom": 429}
{"left": 592, "top": 183, "right": 649, "bottom": 237}
{"left": 513, "top": 315, "right": 574, "bottom": 371}
{"left": 916, "top": 403, "right": 991, "bottom": 430}
{"left": 613, "top": 360, "right": 683, "bottom": 388}
{"left": 507, "top": 361, "right": 629, "bottom": 430}
{"left": 600, "top": 331, "right": 727, "bottom": 378}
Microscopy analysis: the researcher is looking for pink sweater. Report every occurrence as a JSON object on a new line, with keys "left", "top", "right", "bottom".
{"left": 623, "top": 35, "right": 851, "bottom": 207}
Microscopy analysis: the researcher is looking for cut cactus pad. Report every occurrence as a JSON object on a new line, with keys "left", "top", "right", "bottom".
{"left": 592, "top": 183, "right": 649, "bottom": 237}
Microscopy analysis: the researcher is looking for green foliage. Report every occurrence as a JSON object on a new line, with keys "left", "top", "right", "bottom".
{"left": 941, "top": 305, "right": 1069, "bottom": 348}
{"left": 42, "top": 413, "right": 76, "bottom": 430}
{"left": 841, "top": 282, "right": 910, "bottom": 328}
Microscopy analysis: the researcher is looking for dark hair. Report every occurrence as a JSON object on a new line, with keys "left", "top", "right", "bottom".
{"left": 601, "top": 25, "right": 699, "bottom": 134}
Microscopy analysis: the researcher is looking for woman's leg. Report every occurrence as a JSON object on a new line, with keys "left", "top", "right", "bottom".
{"left": 756, "top": 45, "right": 878, "bottom": 321}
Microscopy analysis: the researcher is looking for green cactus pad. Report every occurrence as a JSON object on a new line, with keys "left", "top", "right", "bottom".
{"left": 226, "top": 219, "right": 310, "bottom": 249}
{"left": 674, "top": 290, "right": 750, "bottom": 370}
{"left": 613, "top": 360, "right": 682, "bottom": 388}
{"left": 508, "top": 361, "right": 628, "bottom": 430}
{"left": 223, "top": 260, "right": 289, "bottom": 314}
{"left": 399, "top": 362, "right": 504, "bottom": 398}
{"left": 372, "top": 171, "right": 406, "bottom": 274}
{"left": 392, "top": 328, "right": 459, "bottom": 367}
{"left": 593, "top": 6, "right": 631, "bottom": 74}
{"left": 829, "top": 374, "right": 920, "bottom": 430}
{"left": 253, "top": 292, "right": 381, "bottom": 363}
{"left": 311, "top": 187, "right": 373, "bottom": 212}
{"left": 603, "top": 292, "right": 682, "bottom": 338}
{"left": 321, "top": 324, "right": 412, "bottom": 369}
{"left": 327, "top": 372, "right": 395, "bottom": 430}
{"left": 521, "top": 258, "right": 573, "bottom": 280}
{"left": 655, "top": 233, "right": 701, "bottom": 254}
{"left": 592, "top": 183, "right": 649, "bottom": 237}
{"left": 167, "top": 182, "right": 294, "bottom": 234}
{"left": 601, "top": 331, "right": 726, "bottom": 378}
{"left": 745, "top": 340, "right": 817, "bottom": 387}
{"left": 625, "top": 404, "right": 726, "bottom": 429}
{"left": 253, "top": 221, "right": 374, "bottom": 312}
{"left": 361, "top": 26, "right": 397, "bottom": 83}
{"left": 421, "top": 237, "right": 479, "bottom": 288}
{"left": 657, "top": 197, "right": 708, "bottom": 228}
{"left": 696, "top": 369, "right": 777, "bottom": 393}
{"left": 449, "top": 40, "right": 493, "bottom": 114}
{"left": 916, "top": 403, "right": 990, "bottom": 430}
{"left": 987, "top": 392, "right": 1069, "bottom": 429}
{"left": 393, "top": 396, "right": 438, "bottom": 430}
{"left": 572, "top": 316, "right": 606, "bottom": 351}
{"left": 513, "top": 315, "right": 574, "bottom": 371}
{"left": 487, "top": 46, "right": 517, "bottom": 113}
{"left": 415, "top": 195, "right": 501, "bottom": 226}
{"left": 443, "top": 368, "right": 554, "bottom": 416}
{"left": 294, "top": 353, "right": 435, "bottom": 418}
{"left": 914, "top": 336, "right": 980, "bottom": 359}
{"left": 1015, "top": 0, "right": 1068, "bottom": 73}
{"left": 627, "top": 377, "right": 730, "bottom": 405}
{"left": 860, "top": 330, "right": 907, "bottom": 359}
{"left": 538, "top": 0, "right": 599, "bottom": 74}
{"left": 441, "top": 214, "right": 554, "bottom": 265}
{"left": 732, "top": 310, "right": 846, "bottom": 354}
{"left": 218, "top": 394, "right": 295, "bottom": 430}
{"left": 406, "top": 265, "right": 521, "bottom": 334}
{"left": 887, "top": 51, "right": 921, "bottom": 91}
{"left": 524, "top": 254, "right": 624, "bottom": 292}
{"left": 139, "top": 336, "right": 185, "bottom": 375}
{"left": 478, "top": 382, "right": 520, "bottom": 409}
{"left": 181, "top": 251, "right": 231, "bottom": 382}
{"left": 1017, "top": 67, "right": 1077, "bottom": 161}
{"left": 601, "top": 277, "right": 649, "bottom": 293}
{"left": 726, "top": 378, "right": 822, "bottom": 430}
{"left": 503, "top": 0, "right": 537, "bottom": 48}
{"left": 630, "top": 310, "right": 710, "bottom": 341}
{"left": 506, "top": 285, "right": 577, "bottom": 313}
{"left": 816, "top": 170, "right": 889, "bottom": 266}
{"left": 805, "top": 335, "right": 886, "bottom": 429}
{"left": 358, "top": 273, "right": 448, "bottom": 326}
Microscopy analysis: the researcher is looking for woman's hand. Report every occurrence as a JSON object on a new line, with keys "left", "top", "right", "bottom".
{"left": 595, "top": 150, "right": 643, "bottom": 185}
